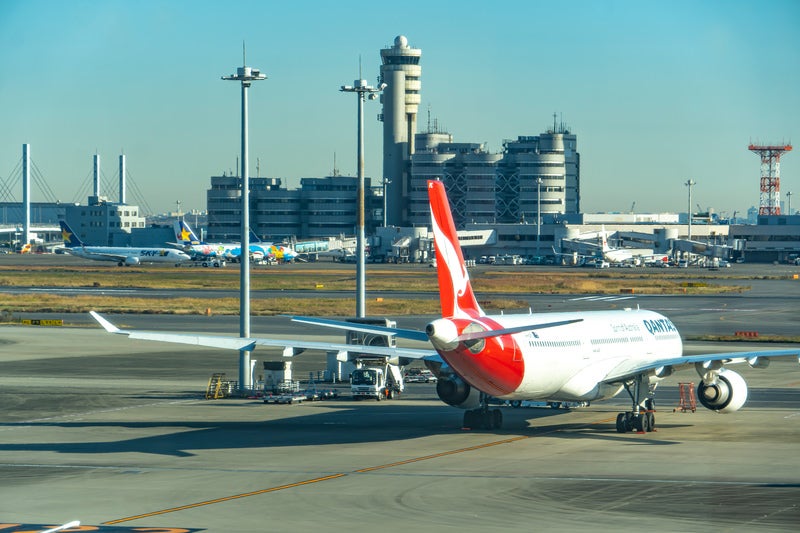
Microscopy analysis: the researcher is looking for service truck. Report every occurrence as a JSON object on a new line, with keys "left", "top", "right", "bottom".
{"left": 350, "top": 359, "right": 404, "bottom": 400}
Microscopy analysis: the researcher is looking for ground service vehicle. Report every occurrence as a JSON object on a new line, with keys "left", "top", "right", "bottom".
{"left": 405, "top": 368, "right": 438, "bottom": 383}
{"left": 351, "top": 359, "right": 404, "bottom": 400}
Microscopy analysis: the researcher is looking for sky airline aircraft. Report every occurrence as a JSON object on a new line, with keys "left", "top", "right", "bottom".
{"left": 60, "top": 221, "right": 190, "bottom": 266}
{"left": 90, "top": 180, "right": 798, "bottom": 431}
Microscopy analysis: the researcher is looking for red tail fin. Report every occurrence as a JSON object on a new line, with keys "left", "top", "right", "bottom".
{"left": 428, "top": 180, "right": 484, "bottom": 318}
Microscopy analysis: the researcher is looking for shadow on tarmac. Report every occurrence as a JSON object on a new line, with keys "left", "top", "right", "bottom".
{"left": 0, "top": 400, "right": 688, "bottom": 457}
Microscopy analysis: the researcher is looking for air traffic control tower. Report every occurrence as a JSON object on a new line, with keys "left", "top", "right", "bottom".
{"left": 380, "top": 35, "right": 421, "bottom": 226}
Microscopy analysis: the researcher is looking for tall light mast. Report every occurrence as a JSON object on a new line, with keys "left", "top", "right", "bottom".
{"left": 340, "top": 77, "right": 385, "bottom": 318}
{"left": 749, "top": 143, "right": 793, "bottom": 216}
{"left": 685, "top": 179, "right": 695, "bottom": 241}
{"left": 222, "top": 46, "right": 266, "bottom": 392}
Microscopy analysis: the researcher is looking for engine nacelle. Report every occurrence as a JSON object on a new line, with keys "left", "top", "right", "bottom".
{"left": 697, "top": 369, "right": 748, "bottom": 413}
{"left": 124, "top": 256, "right": 140, "bottom": 266}
{"left": 436, "top": 375, "right": 481, "bottom": 410}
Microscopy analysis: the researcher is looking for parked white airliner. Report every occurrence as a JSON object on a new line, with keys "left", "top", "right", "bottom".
{"left": 60, "top": 221, "right": 190, "bottom": 266}
{"left": 90, "top": 180, "right": 798, "bottom": 431}
{"left": 599, "top": 226, "right": 668, "bottom": 265}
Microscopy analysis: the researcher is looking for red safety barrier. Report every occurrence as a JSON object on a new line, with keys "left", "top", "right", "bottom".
{"left": 734, "top": 331, "right": 759, "bottom": 338}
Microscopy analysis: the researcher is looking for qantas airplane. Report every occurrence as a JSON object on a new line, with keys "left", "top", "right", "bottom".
{"left": 90, "top": 180, "right": 799, "bottom": 431}
{"left": 172, "top": 220, "right": 297, "bottom": 263}
{"left": 60, "top": 221, "right": 190, "bottom": 266}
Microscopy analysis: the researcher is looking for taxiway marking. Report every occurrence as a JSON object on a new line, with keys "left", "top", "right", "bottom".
{"left": 103, "top": 435, "right": 530, "bottom": 525}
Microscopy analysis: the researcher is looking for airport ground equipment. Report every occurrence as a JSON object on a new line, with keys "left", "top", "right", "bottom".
{"left": 206, "top": 373, "right": 234, "bottom": 399}
{"left": 195, "top": 258, "right": 226, "bottom": 268}
{"left": 675, "top": 382, "right": 697, "bottom": 413}
{"left": 350, "top": 357, "right": 405, "bottom": 400}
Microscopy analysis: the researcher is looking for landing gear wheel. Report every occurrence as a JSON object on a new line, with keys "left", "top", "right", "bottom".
{"left": 646, "top": 411, "right": 655, "bottom": 431}
{"left": 492, "top": 408, "right": 503, "bottom": 429}
{"left": 463, "top": 410, "right": 478, "bottom": 429}
{"left": 634, "top": 413, "right": 650, "bottom": 432}
{"left": 624, "top": 412, "right": 635, "bottom": 432}
{"left": 616, "top": 413, "right": 628, "bottom": 433}
{"left": 510, "top": 400, "right": 522, "bottom": 408}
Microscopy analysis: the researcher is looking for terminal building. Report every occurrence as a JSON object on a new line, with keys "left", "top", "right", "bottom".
{"left": 406, "top": 125, "right": 579, "bottom": 227}
{"left": 206, "top": 174, "right": 384, "bottom": 242}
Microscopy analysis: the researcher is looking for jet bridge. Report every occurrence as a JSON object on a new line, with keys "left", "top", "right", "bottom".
{"left": 672, "top": 239, "right": 731, "bottom": 259}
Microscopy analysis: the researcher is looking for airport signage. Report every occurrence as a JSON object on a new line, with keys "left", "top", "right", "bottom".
{"left": 21, "top": 319, "right": 63, "bottom": 327}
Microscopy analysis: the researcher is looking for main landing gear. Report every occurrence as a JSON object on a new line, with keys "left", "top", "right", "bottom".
{"left": 616, "top": 376, "right": 657, "bottom": 434}
{"left": 463, "top": 393, "right": 503, "bottom": 430}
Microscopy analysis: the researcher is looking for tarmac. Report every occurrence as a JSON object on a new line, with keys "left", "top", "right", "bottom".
{"left": 0, "top": 314, "right": 799, "bottom": 533}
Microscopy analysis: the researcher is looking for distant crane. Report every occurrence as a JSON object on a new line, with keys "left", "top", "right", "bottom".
{"left": 630, "top": 201, "right": 636, "bottom": 214}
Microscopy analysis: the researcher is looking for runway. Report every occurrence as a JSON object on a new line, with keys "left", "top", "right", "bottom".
{"left": 1, "top": 315, "right": 799, "bottom": 532}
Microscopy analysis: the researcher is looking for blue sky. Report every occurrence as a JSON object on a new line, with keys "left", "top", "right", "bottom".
{"left": 1, "top": 0, "right": 798, "bottom": 217}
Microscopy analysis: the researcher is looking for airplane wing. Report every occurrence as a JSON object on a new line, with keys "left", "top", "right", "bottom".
{"left": 601, "top": 348, "right": 800, "bottom": 384}
{"left": 86, "top": 252, "right": 130, "bottom": 262}
{"left": 90, "top": 311, "right": 440, "bottom": 362}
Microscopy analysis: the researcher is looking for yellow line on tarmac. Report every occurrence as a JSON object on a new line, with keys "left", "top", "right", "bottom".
{"left": 354, "top": 435, "right": 530, "bottom": 473}
{"left": 103, "top": 434, "right": 531, "bottom": 525}
{"left": 103, "top": 473, "right": 346, "bottom": 525}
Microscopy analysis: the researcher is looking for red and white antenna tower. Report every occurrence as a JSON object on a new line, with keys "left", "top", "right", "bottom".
{"left": 749, "top": 143, "right": 792, "bottom": 215}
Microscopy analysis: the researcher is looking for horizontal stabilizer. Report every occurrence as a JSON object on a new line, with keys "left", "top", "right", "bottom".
{"left": 290, "top": 316, "right": 430, "bottom": 342}
{"left": 456, "top": 318, "right": 584, "bottom": 342}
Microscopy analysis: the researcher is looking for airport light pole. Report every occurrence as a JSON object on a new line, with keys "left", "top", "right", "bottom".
{"left": 382, "top": 177, "right": 392, "bottom": 228}
{"left": 536, "top": 177, "right": 543, "bottom": 254}
{"left": 222, "top": 49, "right": 266, "bottom": 392}
{"left": 685, "top": 179, "right": 696, "bottom": 241}
{"left": 787, "top": 191, "right": 793, "bottom": 215}
{"left": 340, "top": 78, "right": 385, "bottom": 318}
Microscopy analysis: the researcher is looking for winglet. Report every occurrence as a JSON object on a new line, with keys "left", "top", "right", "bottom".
{"left": 90, "top": 311, "right": 121, "bottom": 334}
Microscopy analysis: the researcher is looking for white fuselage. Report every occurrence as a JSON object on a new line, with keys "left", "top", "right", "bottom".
{"left": 443, "top": 308, "right": 682, "bottom": 403}
{"left": 67, "top": 246, "right": 190, "bottom": 265}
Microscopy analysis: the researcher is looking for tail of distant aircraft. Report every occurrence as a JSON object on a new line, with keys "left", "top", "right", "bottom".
{"left": 428, "top": 180, "right": 484, "bottom": 319}
{"left": 174, "top": 220, "right": 202, "bottom": 245}
{"left": 59, "top": 220, "right": 84, "bottom": 248}
{"left": 600, "top": 224, "right": 610, "bottom": 252}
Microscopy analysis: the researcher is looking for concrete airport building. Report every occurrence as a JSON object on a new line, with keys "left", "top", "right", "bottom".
{"left": 206, "top": 174, "right": 384, "bottom": 242}
{"left": 380, "top": 35, "right": 422, "bottom": 227}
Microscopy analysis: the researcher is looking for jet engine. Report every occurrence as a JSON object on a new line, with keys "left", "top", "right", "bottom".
{"left": 436, "top": 375, "right": 481, "bottom": 410}
{"left": 697, "top": 369, "right": 747, "bottom": 413}
{"left": 124, "top": 256, "right": 140, "bottom": 266}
